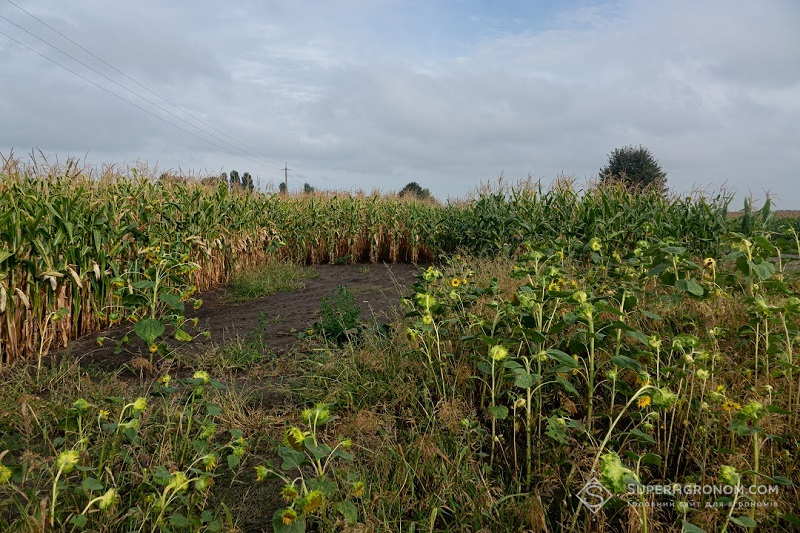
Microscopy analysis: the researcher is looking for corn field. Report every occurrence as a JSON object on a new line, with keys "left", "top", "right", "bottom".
{"left": 0, "top": 160, "right": 738, "bottom": 366}
{"left": 452, "top": 178, "right": 733, "bottom": 258}
{"left": 0, "top": 159, "right": 451, "bottom": 366}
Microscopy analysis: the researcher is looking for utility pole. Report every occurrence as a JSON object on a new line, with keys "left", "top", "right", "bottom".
{"left": 283, "top": 162, "right": 290, "bottom": 194}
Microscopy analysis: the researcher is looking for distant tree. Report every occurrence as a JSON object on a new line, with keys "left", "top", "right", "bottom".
{"left": 599, "top": 145, "right": 667, "bottom": 191}
{"left": 399, "top": 181, "right": 432, "bottom": 200}
{"left": 303, "top": 182, "right": 315, "bottom": 194}
{"left": 229, "top": 170, "right": 240, "bottom": 187}
{"left": 279, "top": 182, "right": 287, "bottom": 194}
{"left": 242, "top": 172, "right": 254, "bottom": 191}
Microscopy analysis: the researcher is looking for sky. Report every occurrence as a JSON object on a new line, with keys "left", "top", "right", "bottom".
{"left": 1, "top": 0, "right": 798, "bottom": 207}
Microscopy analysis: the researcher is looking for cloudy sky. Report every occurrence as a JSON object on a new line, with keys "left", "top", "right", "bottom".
{"left": 1, "top": 1, "right": 798, "bottom": 206}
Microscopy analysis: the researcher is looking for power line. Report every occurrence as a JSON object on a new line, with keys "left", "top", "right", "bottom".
{"left": 3, "top": 0, "right": 287, "bottom": 170}
{"left": 0, "top": 12, "right": 285, "bottom": 171}
{"left": 0, "top": 29, "right": 278, "bottom": 169}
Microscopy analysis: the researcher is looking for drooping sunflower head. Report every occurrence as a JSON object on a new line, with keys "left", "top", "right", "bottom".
{"left": 281, "top": 484, "right": 299, "bottom": 502}
{"left": 303, "top": 490, "right": 325, "bottom": 513}
{"left": 285, "top": 426, "right": 306, "bottom": 451}
{"left": 281, "top": 508, "right": 298, "bottom": 526}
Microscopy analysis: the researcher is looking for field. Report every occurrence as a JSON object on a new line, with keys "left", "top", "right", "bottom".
{"left": 1, "top": 159, "right": 799, "bottom": 532}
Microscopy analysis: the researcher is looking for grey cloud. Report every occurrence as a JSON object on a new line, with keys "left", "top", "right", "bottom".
{"left": 1, "top": 0, "right": 798, "bottom": 206}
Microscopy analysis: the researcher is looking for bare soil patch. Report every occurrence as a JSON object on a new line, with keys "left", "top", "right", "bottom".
{"left": 59, "top": 262, "right": 420, "bottom": 370}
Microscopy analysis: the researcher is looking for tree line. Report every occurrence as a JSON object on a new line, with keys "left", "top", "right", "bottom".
{"left": 161, "top": 145, "right": 666, "bottom": 197}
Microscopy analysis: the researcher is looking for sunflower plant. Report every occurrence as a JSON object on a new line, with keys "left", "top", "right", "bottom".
{"left": 255, "top": 404, "right": 362, "bottom": 532}
{"left": 111, "top": 242, "right": 202, "bottom": 360}
{"left": 0, "top": 372, "right": 242, "bottom": 531}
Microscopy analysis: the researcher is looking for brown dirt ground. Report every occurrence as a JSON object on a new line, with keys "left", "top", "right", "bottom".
{"left": 61, "top": 262, "right": 421, "bottom": 369}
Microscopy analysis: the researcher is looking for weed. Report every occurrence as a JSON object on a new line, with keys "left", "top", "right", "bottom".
{"left": 312, "top": 285, "right": 361, "bottom": 342}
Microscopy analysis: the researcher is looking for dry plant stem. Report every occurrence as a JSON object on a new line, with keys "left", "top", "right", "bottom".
{"left": 754, "top": 321, "right": 760, "bottom": 391}
{"left": 677, "top": 372, "right": 696, "bottom": 475}
{"left": 777, "top": 313, "right": 794, "bottom": 415}
{"left": 662, "top": 373, "right": 686, "bottom": 478}
{"left": 719, "top": 489, "right": 742, "bottom": 533}
{"left": 36, "top": 311, "right": 56, "bottom": 381}
{"left": 763, "top": 319, "right": 770, "bottom": 391}
{"left": 586, "top": 312, "right": 596, "bottom": 434}
{"left": 568, "top": 385, "right": 653, "bottom": 533}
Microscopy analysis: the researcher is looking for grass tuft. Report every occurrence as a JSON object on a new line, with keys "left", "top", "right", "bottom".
{"left": 227, "top": 262, "right": 316, "bottom": 302}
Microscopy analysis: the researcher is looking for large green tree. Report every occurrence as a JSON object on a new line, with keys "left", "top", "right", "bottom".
{"left": 399, "top": 181, "right": 432, "bottom": 200}
{"left": 599, "top": 145, "right": 667, "bottom": 191}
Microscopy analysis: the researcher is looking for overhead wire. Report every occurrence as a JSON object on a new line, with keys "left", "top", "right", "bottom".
{"left": 3, "top": 0, "right": 286, "bottom": 170}
{"left": 0, "top": 12, "right": 284, "bottom": 171}
{"left": 0, "top": 28, "right": 276, "bottom": 169}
